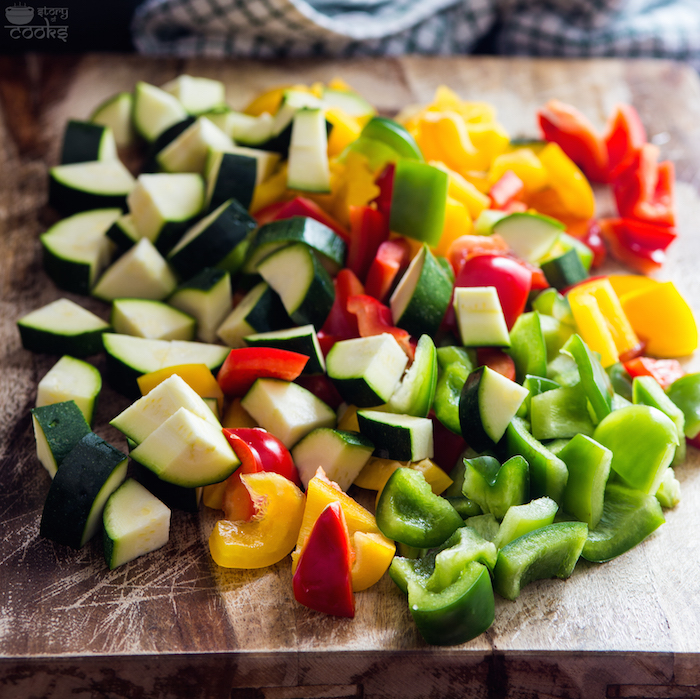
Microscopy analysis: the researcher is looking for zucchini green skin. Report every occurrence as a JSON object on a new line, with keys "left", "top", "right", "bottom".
{"left": 40, "top": 432, "right": 128, "bottom": 549}
{"left": 48, "top": 175, "right": 129, "bottom": 217}
{"left": 168, "top": 199, "right": 256, "bottom": 281}
{"left": 41, "top": 248, "right": 94, "bottom": 296}
{"left": 31, "top": 401, "right": 92, "bottom": 477}
{"left": 60, "top": 120, "right": 112, "bottom": 165}
{"left": 207, "top": 152, "right": 257, "bottom": 211}
{"left": 244, "top": 216, "right": 346, "bottom": 274}
{"left": 142, "top": 117, "right": 197, "bottom": 173}
{"left": 244, "top": 326, "right": 325, "bottom": 374}
{"left": 105, "top": 216, "right": 139, "bottom": 253}
{"left": 18, "top": 322, "right": 108, "bottom": 358}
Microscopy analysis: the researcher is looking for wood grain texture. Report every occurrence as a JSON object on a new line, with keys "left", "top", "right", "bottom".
{"left": 2, "top": 55, "right": 700, "bottom": 699}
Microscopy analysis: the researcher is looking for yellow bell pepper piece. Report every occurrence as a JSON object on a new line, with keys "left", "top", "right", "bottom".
{"left": 417, "top": 111, "right": 480, "bottom": 173}
{"left": 464, "top": 122, "right": 510, "bottom": 172}
{"left": 410, "top": 458, "right": 454, "bottom": 495}
{"left": 431, "top": 162, "right": 491, "bottom": 220}
{"left": 291, "top": 469, "right": 395, "bottom": 590}
{"left": 250, "top": 164, "right": 290, "bottom": 214}
{"left": 351, "top": 531, "right": 396, "bottom": 592}
{"left": 436, "top": 196, "right": 472, "bottom": 257}
{"left": 137, "top": 363, "right": 224, "bottom": 414}
{"left": 354, "top": 456, "right": 407, "bottom": 491}
{"left": 329, "top": 151, "right": 379, "bottom": 226}
{"left": 244, "top": 83, "right": 310, "bottom": 116}
{"left": 568, "top": 278, "right": 640, "bottom": 367}
{"left": 337, "top": 404, "right": 360, "bottom": 432}
{"left": 209, "top": 472, "right": 305, "bottom": 569}
{"left": 538, "top": 142, "right": 596, "bottom": 220}
{"left": 430, "top": 86, "right": 497, "bottom": 124}
{"left": 489, "top": 148, "right": 549, "bottom": 194}
{"left": 325, "top": 107, "right": 362, "bottom": 158}
{"left": 221, "top": 397, "right": 258, "bottom": 429}
{"left": 607, "top": 274, "right": 659, "bottom": 299}
{"left": 620, "top": 282, "right": 698, "bottom": 357}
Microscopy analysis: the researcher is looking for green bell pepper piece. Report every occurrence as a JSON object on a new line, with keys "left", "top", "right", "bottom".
{"left": 461, "top": 455, "right": 529, "bottom": 520}
{"left": 563, "top": 334, "right": 614, "bottom": 422}
{"left": 465, "top": 513, "right": 500, "bottom": 542}
{"left": 444, "top": 457, "right": 484, "bottom": 519}
{"left": 360, "top": 116, "right": 423, "bottom": 161}
{"left": 633, "top": 375, "right": 686, "bottom": 467}
{"left": 532, "top": 287, "right": 576, "bottom": 326}
{"left": 434, "top": 346, "right": 475, "bottom": 435}
{"left": 494, "top": 496, "right": 559, "bottom": 549}
{"left": 522, "top": 374, "right": 560, "bottom": 418}
{"left": 389, "top": 160, "right": 448, "bottom": 247}
{"left": 655, "top": 468, "right": 681, "bottom": 509}
{"left": 389, "top": 527, "right": 496, "bottom": 645}
{"left": 593, "top": 405, "right": 678, "bottom": 495}
{"left": 376, "top": 467, "right": 463, "bottom": 548}
{"left": 503, "top": 416, "right": 569, "bottom": 505}
{"left": 508, "top": 311, "right": 547, "bottom": 383}
{"left": 606, "top": 362, "right": 634, "bottom": 401}
{"left": 582, "top": 483, "right": 665, "bottom": 562}
{"left": 530, "top": 383, "right": 596, "bottom": 440}
{"left": 558, "top": 433, "right": 612, "bottom": 528}
{"left": 493, "top": 521, "right": 588, "bottom": 600}
{"left": 539, "top": 314, "right": 576, "bottom": 361}
{"left": 666, "top": 372, "right": 700, "bottom": 438}
{"left": 343, "top": 135, "right": 402, "bottom": 171}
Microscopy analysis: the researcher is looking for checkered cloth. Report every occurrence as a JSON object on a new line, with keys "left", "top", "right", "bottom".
{"left": 132, "top": 0, "right": 700, "bottom": 69}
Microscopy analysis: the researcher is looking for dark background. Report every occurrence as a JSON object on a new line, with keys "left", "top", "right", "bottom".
{"left": 1, "top": 0, "right": 142, "bottom": 53}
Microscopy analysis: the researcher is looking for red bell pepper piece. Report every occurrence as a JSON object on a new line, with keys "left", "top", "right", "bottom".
{"left": 364, "top": 238, "right": 412, "bottom": 303}
{"left": 599, "top": 217, "right": 677, "bottom": 275}
{"left": 292, "top": 501, "right": 355, "bottom": 618}
{"left": 489, "top": 170, "right": 525, "bottom": 210}
{"left": 611, "top": 144, "right": 675, "bottom": 227}
{"left": 430, "top": 413, "right": 468, "bottom": 473}
{"left": 346, "top": 205, "right": 390, "bottom": 283}
{"left": 221, "top": 427, "right": 301, "bottom": 520}
{"left": 266, "top": 196, "right": 351, "bottom": 243}
{"left": 476, "top": 347, "right": 517, "bottom": 382}
{"left": 317, "top": 268, "right": 364, "bottom": 354}
{"left": 623, "top": 357, "right": 685, "bottom": 391}
{"left": 604, "top": 103, "right": 647, "bottom": 174}
{"left": 447, "top": 233, "right": 510, "bottom": 277}
{"left": 253, "top": 200, "right": 289, "bottom": 226}
{"left": 373, "top": 162, "right": 395, "bottom": 220}
{"left": 217, "top": 347, "right": 309, "bottom": 397}
{"left": 453, "top": 252, "right": 532, "bottom": 330}
{"left": 537, "top": 99, "right": 609, "bottom": 183}
{"left": 346, "top": 294, "right": 414, "bottom": 359}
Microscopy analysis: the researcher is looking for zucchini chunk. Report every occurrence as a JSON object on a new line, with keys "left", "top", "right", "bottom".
{"left": 156, "top": 116, "right": 233, "bottom": 174}
{"left": 103, "top": 478, "right": 171, "bottom": 569}
{"left": 31, "top": 400, "right": 92, "bottom": 478}
{"left": 110, "top": 373, "right": 220, "bottom": 445}
{"left": 106, "top": 213, "right": 141, "bottom": 252}
{"left": 356, "top": 410, "right": 434, "bottom": 462}
{"left": 167, "top": 198, "right": 256, "bottom": 281}
{"left": 111, "top": 298, "right": 195, "bottom": 341}
{"left": 133, "top": 81, "right": 188, "bottom": 143}
{"left": 492, "top": 212, "right": 563, "bottom": 264}
{"left": 18, "top": 298, "right": 110, "bottom": 357}
{"left": 390, "top": 244, "right": 453, "bottom": 338}
{"left": 36, "top": 355, "right": 102, "bottom": 425}
{"left": 287, "top": 108, "right": 331, "bottom": 193}
{"left": 60, "top": 119, "right": 117, "bottom": 165}
{"left": 326, "top": 334, "right": 408, "bottom": 407}
{"left": 127, "top": 173, "right": 205, "bottom": 254}
{"left": 240, "top": 378, "right": 336, "bottom": 448}
{"left": 292, "top": 428, "right": 374, "bottom": 491}
{"left": 453, "top": 286, "right": 510, "bottom": 348}
{"left": 256, "top": 243, "right": 335, "bottom": 330}
{"left": 49, "top": 160, "right": 136, "bottom": 216}
{"left": 40, "top": 208, "right": 120, "bottom": 294}
{"left": 92, "top": 238, "right": 178, "bottom": 302}
{"left": 216, "top": 281, "right": 290, "bottom": 348}
{"left": 130, "top": 407, "right": 239, "bottom": 487}
{"left": 40, "top": 432, "right": 128, "bottom": 549}
{"left": 90, "top": 91, "right": 136, "bottom": 148}
{"left": 168, "top": 268, "right": 232, "bottom": 344}
{"left": 161, "top": 74, "right": 226, "bottom": 116}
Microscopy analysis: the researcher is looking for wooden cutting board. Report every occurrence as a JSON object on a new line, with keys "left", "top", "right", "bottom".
{"left": 2, "top": 54, "right": 700, "bottom": 699}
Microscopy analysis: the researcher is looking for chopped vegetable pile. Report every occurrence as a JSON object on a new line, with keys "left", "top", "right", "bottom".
{"left": 20, "top": 73, "right": 700, "bottom": 646}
